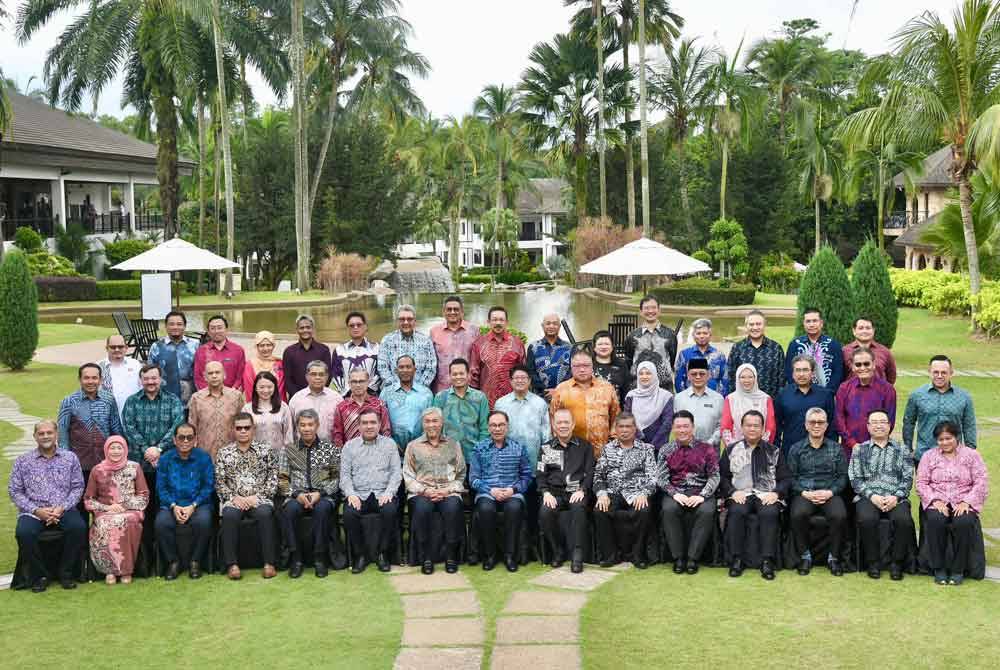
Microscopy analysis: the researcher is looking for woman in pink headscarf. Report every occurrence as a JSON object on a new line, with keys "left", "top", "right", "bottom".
{"left": 242, "top": 330, "right": 285, "bottom": 402}
{"left": 84, "top": 436, "right": 149, "bottom": 584}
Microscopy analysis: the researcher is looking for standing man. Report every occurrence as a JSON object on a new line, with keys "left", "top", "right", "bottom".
{"left": 842, "top": 316, "right": 897, "bottom": 384}
{"left": 903, "top": 354, "right": 977, "bottom": 462}
{"left": 187, "top": 361, "right": 245, "bottom": 460}
{"left": 57, "top": 363, "right": 123, "bottom": 481}
{"left": 625, "top": 295, "right": 677, "bottom": 391}
{"left": 784, "top": 308, "right": 844, "bottom": 392}
{"left": 470, "top": 305, "right": 526, "bottom": 409}
{"left": 432, "top": 358, "right": 490, "bottom": 464}
{"left": 429, "top": 296, "right": 478, "bottom": 393}
{"left": 331, "top": 368, "right": 392, "bottom": 448}
{"left": 524, "top": 313, "right": 572, "bottom": 400}
{"left": 727, "top": 310, "right": 785, "bottom": 398}
{"left": 148, "top": 310, "right": 200, "bottom": 403}
{"left": 495, "top": 365, "right": 551, "bottom": 472}
{"left": 282, "top": 315, "right": 332, "bottom": 400}
{"left": 550, "top": 350, "right": 620, "bottom": 458}
{"left": 193, "top": 315, "right": 246, "bottom": 391}
{"left": 331, "top": 311, "right": 380, "bottom": 395}
{"left": 775, "top": 354, "right": 837, "bottom": 454}
{"left": 674, "top": 318, "right": 729, "bottom": 395}
{"left": 378, "top": 304, "right": 437, "bottom": 389}
{"left": 671, "top": 358, "right": 724, "bottom": 448}
{"left": 834, "top": 348, "right": 897, "bottom": 460}
{"left": 288, "top": 361, "right": 342, "bottom": 442}
{"left": 380, "top": 355, "right": 434, "bottom": 452}
{"left": 99, "top": 334, "right": 142, "bottom": 422}
{"left": 8, "top": 420, "right": 87, "bottom": 592}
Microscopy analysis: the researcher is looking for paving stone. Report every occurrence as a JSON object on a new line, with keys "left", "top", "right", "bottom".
{"left": 495, "top": 616, "right": 578, "bottom": 645}
{"left": 528, "top": 567, "right": 619, "bottom": 591}
{"left": 387, "top": 565, "right": 418, "bottom": 575}
{"left": 390, "top": 571, "right": 472, "bottom": 594}
{"left": 604, "top": 562, "right": 633, "bottom": 571}
{"left": 402, "top": 617, "right": 484, "bottom": 646}
{"left": 0, "top": 573, "right": 12, "bottom": 591}
{"left": 491, "top": 645, "right": 580, "bottom": 670}
{"left": 394, "top": 647, "right": 482, "bottom": 670}
{"left": 985, "top": 566, "right": 1000, "bottom": 582}
{"left": 983, "top": 528, "right": 1000, "bottom": 541}
{"left": 403, "top": 590, "right": 480, "bottom": 618}
{"left": 503, "top": 590, "right": 587, "bottom": 615}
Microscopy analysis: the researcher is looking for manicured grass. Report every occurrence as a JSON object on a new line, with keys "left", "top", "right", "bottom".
{"left": 37, "top": 323, "right": 116, "bottom": 347}
{"left": 0, "top": 572, "right": 402, "bottom": 669}
{"left": 0, "top": 420, "right": 23, "bottom": 573}
{"left": 581, "top": 569, "right": 999, "bottom": 669}
{"left": 39, "top": 290, "right": 335, "bottom": 310}
{"left": 752, "top": 292, "right": 797, "bottom": 308}
{"left": 0, "top": 362, "right": 80, "bottom": 420}
{"left": 464, "top": 563, "right": 549, "bottom": 659}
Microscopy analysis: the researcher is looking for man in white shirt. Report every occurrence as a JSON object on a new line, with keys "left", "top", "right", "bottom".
{"left": 98, "top": 334, "right": 143, "bottom": 422}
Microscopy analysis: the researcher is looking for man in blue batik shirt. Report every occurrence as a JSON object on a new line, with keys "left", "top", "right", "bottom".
{"left": 148, "top": 311, "right": 200, "bottom": 404}
{"left": 675, "top": 318, "right": 730, "bottom": 396}
{"left": 525, "top": 313, "right": 572, "bottom": 400}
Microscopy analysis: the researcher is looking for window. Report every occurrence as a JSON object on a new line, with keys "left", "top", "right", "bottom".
{"left": 474, "top": 250, "right": 482, "bottom": 265}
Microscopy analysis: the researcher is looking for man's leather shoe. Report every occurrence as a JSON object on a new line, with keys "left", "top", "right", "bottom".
{"left": 165, "top": 561, "right": 180, "bottom": 581}
{"left": 550, "top": 553, "right": 565, "bottom": 569}
{"left": 729, "top": 559, "right": 743, "bottom": 577}
{"left": 482, "top": 556, "right": 496, "bottom": 571}
{"left": 828, "top": 559, "right": 843, "bottom": 577}
{"left": 422, "top": 560, "right": 434, "bottom": 575}
{"left": 262, "top": 564, "right": 277, "bottom": 579}
{"left": 227, "top": 565, "right": 242, "bottom": 580}
{"left": 633, "top": 559, "right": 648, "bottom": 570}
{"left": 890, "top": 563, "right": 904, "bottom": 581}
{"left": 331, "top": 551, "right": 349, "bottom": 571}
{"left": 686, "top": 560, "right": 699, "bottom": 575}
{"left": 315, "top": 561, "right": 328, "bottom": 578}
{"left": 445, "top": 559, "right": 459, "bottom": 573}
{"left": 571, "top": 549, "right": 584, "bottom": 573}
{"left": 505, "top": 555, "right": 518, "bottom": 572}
{"left": 467, "top": 551, "right": 479, "bottom": 566}
{"left": 31, "top": 577, "right": 48, "bottom": 593}
{"left": 188, "top": 561, "right": 201, "bottom": 580}
{"left": 352, "top": 556, "right": 368, "bottom": 574}
{"left": 289, "top": 561, "right": 304, "bottom": 579}
{"left": 867, "top": 566, "right": 881, "bottom": 579}
{"left": 673, "top": 558, "right": 686, "bottom": 574}
{"left": 377, "top": 553, "right": 391, "bottom": 572}
{"left": 797, "top": 558, "right": 813, "bottom": 576}
{"left": 760, "top": 559, "right": 776, "bottom": 580}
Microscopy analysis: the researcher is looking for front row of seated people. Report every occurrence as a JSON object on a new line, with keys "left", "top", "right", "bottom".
{"left": 8, "top": 402, "right": 989, "bottom": 590}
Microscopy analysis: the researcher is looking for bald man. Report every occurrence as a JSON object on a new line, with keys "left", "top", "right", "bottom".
{"left": 525, "top": 313, "right": 572, "bottom": 400}
{"left": 187, "top": 361, "right": 245, "bottom": 460}
{"left": 98, "top": 334, "right": 143, "bottom": 422}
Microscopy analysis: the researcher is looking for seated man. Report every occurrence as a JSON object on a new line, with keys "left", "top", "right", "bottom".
{"left": 469, "top": 410, "right": 533, "bottom": 572}
{"left": 8, "top": 420, "right": 86, "bottom": 592}
{"left": 341, "top": 409, "right": 403, "bottom": 574}
{"left": 278, "top": 408, "right": 344, "bottom": 578}
{"left": 155, "top": 423, "right": 215, "bottom": 580}
{"left": 786, "top": 407, "right": 848, "bottom": 577}
{"left": 215, "top": 413, "right": 279, "bottom": 580}
{"left": 657, "top": 410, "right": 720, "bottom": 575}
{"left": 720, "top": 410, "right": 791, "bottom": 580}
{"left": 849, "top": 409, "right": 915, "bottom": 580}
{"left": 403, "top": 407, "right": 467, "bottom": 575}
{"left": 593, "top": 413, "right": 658, "bottom": 569}
{"left": 537, "top": 408, "right": 594, "bottom": 573}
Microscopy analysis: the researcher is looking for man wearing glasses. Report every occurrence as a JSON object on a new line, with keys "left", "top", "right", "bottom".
{"left": 834, "top": 348, "right": 897, "bottom": 462}
{"left": 429, "top": 296, "right": 478, "bottom": 394}
{"left": 377, "top": 304, "right": 437, "bottom": 389}
{"left": 98, "top": 334, "right": 142, "bottom": 423}
{"left": 550, "top": 351, "right": 621, "bottom": 458}
{"left": 672, "top": 358, "right": 724, "bottom": 448}
{"left": 331, "top": 311, "right": 381, "bottom": 395}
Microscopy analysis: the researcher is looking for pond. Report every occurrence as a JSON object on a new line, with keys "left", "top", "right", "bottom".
{"left": 43, "top": 289, "right": 793, "bottom": 344}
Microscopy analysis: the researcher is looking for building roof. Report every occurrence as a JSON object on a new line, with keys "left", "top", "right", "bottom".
{"left": 893, "top": 211, "right": 943, "bottom": 250}
{"left": 893, "top": 145, "right": 951, "bottom": 188}
{"left": 516, "top": 178, "right": 568, "bottom": 215}
{"left": 1, "top": 90, "right": 195, "bottom": 168}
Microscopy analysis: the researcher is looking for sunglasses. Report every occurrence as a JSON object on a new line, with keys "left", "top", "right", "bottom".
{"left": 175, "top": 434, "right": 195, "bottom": 442}
{"left": 234, "top": 425, "right": 254, "bottom": 431}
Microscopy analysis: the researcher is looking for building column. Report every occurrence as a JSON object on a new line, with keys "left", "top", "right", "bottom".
{"left": 54, "top": 176, "right": 67, "bottom": 232}
{"left": 905, "top": 247, "right": 913, "bottom": 270}
{"left": 942, "top": 256, "right": 954, "bottom": 272}
{"left": 127, "top": 176, "right": 136, "bottom": 233}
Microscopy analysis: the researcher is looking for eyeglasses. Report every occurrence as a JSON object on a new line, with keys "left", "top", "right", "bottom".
{"left": 806, "top": 420, "right": 827, "bottom": 425}
{"left": 175, "top": 434, "right": 195, "bottom": 442}
{"left": 108, "top": 345, "right": 126, "bottom": 350}
{"left": 853, "top": 361, "right": 872, "bottom": 368}
{"left": 234, "top": 425, "right": 254, "bottom": 431}
{"left": 867, "top": 419, "right": 890, "bottom": 426}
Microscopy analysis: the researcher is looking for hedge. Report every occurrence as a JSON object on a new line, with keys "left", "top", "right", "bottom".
{"left": 96, "top": 279, "right": 187, "bottom": 301}
{"left": 459, "top": 271, "right": 546, "bottom": 285}
{"left": 35, "top": 275, "right": 98, "bottom": 302}
{"left": 26, "top": 251, "right": 80, "bottom": 277}
{"left": 888, "top": 269, "right": 1000, "bottom": 338}
{"left": 648, "top": 278, "right": 756, "bottom": 306}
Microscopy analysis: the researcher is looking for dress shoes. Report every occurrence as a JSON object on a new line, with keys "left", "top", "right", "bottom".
{"left": 31, "top": 577, "right": 49, "bottom": 593}
{"left": 797, "top": 558, "right": 813, "bottom": 576}
{"left": 331, "top": 551, "right": 349, "bottom": 571}
{"left": 571, "top": 549, "right": 584, "bottom": 574}
{"left": 377, "top": 553, "right": 391, "bottom": 572}
{"left": 828, "top": 559, "right": 843, "bottom": 577}
{"left": 445, "top": 559, "right": 459, "bottom": 574}
{"left": 314, "top": 561, "right": 328, "bottom": 578}
{"left": 760, "top": 559, "right": 776, "bottom": 580}
{"left": 289, "top": 561, "right": 304, "bottom": 579}
{"left": 189, "top": 561, "right": 202, "bottom": 580}
{"left": 686, "top": 560, "right": 699, "bottom": 575}
{"left": 262, "top": 564, "right": 277, "bottom": 579}
{"left": 165, "top": 561, "right": 180, "bottom": 581}
{"left": 352, "top": 556, "right": 368, "bottom": 574}
{"left": 550, "top": 553, "right": 565, "bottom": 569}
{"left": 482, "top": 556, "right": 496, "bottom": 571}
{"left": 728, "top": 559, "right": 743, "bottom": 578}
{"left": 890, "top": 563, "right": 904, "bottom": 581}
{"left": 867, "top": 566, "right": 881, "bottom": 579}
{"left": 673, "top": 558, "right": 687, "bottom": 574}
{"left": 505, "top": 555, "right": 518, "bottom": 572}
{"left": 227, "top": 564, "right": 242, "bottom": 580}
{"left": 421, "top": 560, "right": 434, "bottom": 575}
{"left": 632, "top": 558, "right": 648, "bottom": 570}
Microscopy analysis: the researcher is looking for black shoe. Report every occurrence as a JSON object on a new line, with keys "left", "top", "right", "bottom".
{"left": 31, "top": 577, "right": 48, "bottom": 593}
{"left": 673, "top": 558, "right": 686, "bottom": 574}
{"left": 550, "top": 553, "right": 565, "bottom": 569}
{"left": 467, "top": 551, "right": 479, "bottom": 566}
{"left": 445, "top": 559, "right": 459, "bottom": 574}
{"left": 189, "top": 561, "right": 202, "bottom": 580}
{"left": 59, "top": 574, "right": 77, "bottom": 590}
{"left": 165, "top": 561, "right": 180, "bottom": 581}
{"left": 867, "top": 565, "right": 881, "bottom": 580}
{"left": 599, "top": 558, "right": 616, "bottom": 568}
{"left": 505, "top": 555, "right": 518, "bottom": 572}
{"left": 571, "top": 549, "right": 584, "bottom": 573}
{"left": 633, "top": 559, "right": 648, "bottom": 570}
{"left": 828, "top": 559, "right": 843, "bottom": 577}
{"left": 760, "top": 560, "right": 775, "bottom": 580}
{"left": 331, "top": 551, "right": 349, "bottom": 571}
{"left": 729, "top": 559, "right": 744, "bottom": 578}
{"left": 351, "top": 557, "right": 368, "bottom": 574}
{"left": 289, "top": 561, "right": 304, "bottom": 579}
{"left": 482, "top": 556, "right": 496, "bottom": 571}
{"left": 377, "top": 554, "right": 391, "bottom": 572}
{"left": 315, "top": 561, "right": 328, "bottom": 578}
{"left": 421, "top": 560, "right": 434, "bottom": 575}
{"left": 890, "top": 563, "right": 904, "bottom": 581}
{"left": 686, "top": 560, "right": 699, "bottom": 575}
{"left": 797, "top": 558, "right": 813, "bottom": 576}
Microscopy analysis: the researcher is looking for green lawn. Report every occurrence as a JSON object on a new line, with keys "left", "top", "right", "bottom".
{"left": 36, "top": 323, "right": 116, "bottom": 348}
{"left": 753, "top": 292, "right": 797, "bottom": 308}
{"left": 0, "top": 420, "right": 22, "bottom": 573}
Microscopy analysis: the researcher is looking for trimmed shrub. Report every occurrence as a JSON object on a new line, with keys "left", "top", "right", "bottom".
{"left": 692, "top": 250, "right": 712, "bottom": 264}
{"left": 889, "top": 269, "right": 966, "bottom": 308}
{"left": 850, "top": 240, "right": 899, "bottom": 347}
{"left": 26, "top": 251, "right": 81, "bottom": 277}
{"left": 923, "top": 281, "right": 971, "bottom": 315}
{"left": 459, "top": 274, "right": 493, "bottom": 284}
{"left": 974, "top": 285, "right": 1000, "bottom": 338}
{"left": 495, "top": 270, "right": 544, "bottom": 285}
{"left": 648, "top": 278, "right": 756, "bottom": 306}
{"left": 96, "top": 279, "right": 187, "bottom": 300}
{"left": 35, "top": 275, "right": 98, "bottom": 302}
{"left": 13, "top": 227, "right": 44, "bottom": 253}
{"left": 0, "top": 250, "right": 40, "bottom": 370}
{"left": 796, "top": 246, "right": 855, "bottom": 344}
{"left": 102, "top": 238, "right": 154, "bottom": 278}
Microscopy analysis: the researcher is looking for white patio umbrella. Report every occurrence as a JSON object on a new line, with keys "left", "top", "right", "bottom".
{"left": 111, "top": 237, "right": 239, "bottom": 307}
{"left": 579, "top": 237, "right": 711, "bottom": 276}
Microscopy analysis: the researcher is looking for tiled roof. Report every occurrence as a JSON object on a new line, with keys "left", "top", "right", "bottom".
{"left": 516, "top": 178, "right": 569, "bottom": 214}
{"left": 893, "top": 146, "right": 951, "bottom": 188}
{"left": 893, "top": 211, "right": 942, "bottom": 250}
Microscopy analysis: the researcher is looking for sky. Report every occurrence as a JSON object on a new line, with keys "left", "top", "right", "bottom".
{"left": 0, "top": 0, "right": 964, "bottom": 120}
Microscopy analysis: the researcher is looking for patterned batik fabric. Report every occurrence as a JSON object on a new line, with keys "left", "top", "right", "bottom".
{"left": 625, "top": 324, "right": 677, "bottom": 392}
{"left": 377, "top": 331, "right": 438, "bottom": 389}
{"left": 902, "top": 383, "right": 977, "bottom": 461}
{"left": 593, "top": 439, "right": 658, "bottom": 504}
{"left": 331, "top": 338, "right": 381, "bottom": 395}
{"left": 656, "top": 439, "right": 720, "bottom": 497}
{"left": 215, "top": 440, "right": 278, "bottom": 510}
{"left": 549, "top": 378, "right": 621, "bottom": 458}
{"left": 848, "top": 439, "right": 913, "bottom": 500}
{"left": 675, "top": 344, "right": 730, "bottom": 396}
{"left": 525, "top": 337, "right": 572, "bottom": 396}
{"left": 469, "top": 331, "right": 527, "bottom": 408}
{"left": 727, "top": 337, "right": 785, "bottom": 399}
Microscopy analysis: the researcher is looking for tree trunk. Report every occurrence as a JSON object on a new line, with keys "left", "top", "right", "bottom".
{"left": 957, "top": 171, "right": 982, "bottom": 325}
{"left": 196, "top": 94, "right": 207, "bottom": 294}
{"left": 876, "top": 159, "right": 885, "bottom": 252}
{"left": 152, "top": 88, "right": 180, "bottom": 239}
{"left": 291, "top": 0, "right": 311, "bottom": 290}
{"left": 638, "top": 0, "right": 651, "bottom": 237}
{"left": 814, "top": 194, "right": 821, "bottom": 255}
{"left": 213, "top": 116, "right": 221, "bottom": 257}
{"left": 678, "top": 140, "right": 696, "bottom": 245}
{"left": 211, "top": 1, "right": 236, "bottom": 293}
{"left": 720, "top": 136, "right": 729, "bottom": 220}
{"left": 240, "top": 55, "right": 249, "bottom": 145}
{"left": 309, "top": 62, "right": 342, "bottom": 212}
{"left": 575, "top": 146, "right": 588, "bottom": 228}
{"left": 595, "top": 0, "right": 607, "bottom": 219}
{"left": 622, "top": 23, "right": 636, "bottom": 228}
{"left": 496, "top": 151, "right": 503, "bottom": 270}
{"left": 449, "top": 189, "right": 463, "bottom": 281}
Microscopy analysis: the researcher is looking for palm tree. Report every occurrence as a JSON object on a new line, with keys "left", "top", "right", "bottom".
{"left": 840, "top": 1, "right": 1000, "bottom": 319}
{"left": 0, "top": 1, "right": 12, "bottom": 143}
{"left": 744, "top": 35, "right": 828, "bottom": 142}
{"left": 792, "top": 102, "right": 841, "bottom": 254}
{"left": 209, "top": 0, "right": 236, "bottom": 291}
{"left": 921, "top": 170, "right": 1000, "bottom": 271}
{"left": 650, "top": 37, "right": 716, "bottom": 245}
{"left": 474, "top": 84, "right": 523, "bottom": 267}
{"left": 290, "top": 0, "right": 310, "bottom": 289}
{"left": 345, "top": 21, "right": 429, "bottom": 124}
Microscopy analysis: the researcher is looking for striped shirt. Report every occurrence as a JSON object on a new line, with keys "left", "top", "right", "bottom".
{"left": 278, "top": 438, "right": 341, "bottom": 499}
{"left": 429, "top": 321, "right": 478, "bottom": 393}
{"left": 470, "top": 330, "right": 526, "bottom": 409}
{"left": 377, "top": 330, "right": 438, "bottom": 389}
{"left": 340, "top": 435, "right": 402, "bottom": 500}
{"left": 330, "top": 394, "right": 392, "bottom": 447}
{"left": 469, "top": 437, "right": 533, "bottom": 498}
{"left": 57, "top": 389, "right": 123, "bottom": 471}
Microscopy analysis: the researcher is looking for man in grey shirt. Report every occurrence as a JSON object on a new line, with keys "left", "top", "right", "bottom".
{"left": 671, "top": 358, "right": 723, "bottom": 448}
{"left": 340, "top": 408, "right": 402, "bottom": 573}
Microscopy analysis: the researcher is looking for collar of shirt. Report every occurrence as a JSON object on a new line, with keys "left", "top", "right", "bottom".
{"left": 487, "top": 330, "right": 511, "bottom": 344}
{"left": 344, "top": 338, "right": 373, "bottom": 350}
{"left": 446, "top": 386, "right": 474, "bottom": 398}
{"left": 211, "top": 339, "right": 233, "bottom": 352}
{"left": 681, "top": 386, "right": 711, "bottom": 398}
{"left": 443, "top": 321, "right": 471, "bottom": 333}
{"left": 307, "top": 388, "right": 334, "bottom": 398}
{"left": 33, "top": 448, "right": 65, "bottom": 460}
{"left": 546, "top": 436, "right": 580, "bottom": 450}
{"left": 231, "top": 441, "right": 265, "bottom": 455}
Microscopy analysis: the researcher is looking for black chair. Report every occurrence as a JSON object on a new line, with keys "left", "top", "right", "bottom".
{"left": 112, "top": 312, "right": 139, "bottom": 357}
{"left": 11, "top": 528, "right": 87, "bottom": 590}
{"left": 129, "top": 318, "right": 160, "bottom": 361}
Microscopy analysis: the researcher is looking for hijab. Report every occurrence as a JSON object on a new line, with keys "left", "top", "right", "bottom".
{"left": 626, "top": 361, "right": 673, "bottom": 431}
{"left": 99, "top": 435, "right": 130, "bottom": 473}
{"left": 251, "top": 331, "right": 279, "bottom": 374}
{"left": 727, "top": 363, "right": 771, "bottom": 430}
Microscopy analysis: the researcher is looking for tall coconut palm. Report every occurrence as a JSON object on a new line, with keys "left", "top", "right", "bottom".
{"left": 474, "top": 84, "right": 523, "bottom": 267}
{"left": 209, "top": 0, "right": 236, "bottom": 290}
{"left": 0, "top": 1, "right": 12, "bottom": 143}
{"left": 346, "top": 21, "right": 429, "bottom": 125}
{"left": 290, "top": 0, "right": 311, "bottom": 289}
{"left": 839, "top": 0, "right": 1000, "bottom": 319}
{"left": 792, "top": 101, "right": 841, "bottom": 254}
{"left": 744, "top": 35, "right": 829, "bottom": 142}
{"left": 650, "top": 37, "right": 716, "bottom": 246}
{"left": 921, "top": 170, "right": 1000, "bottom": 270}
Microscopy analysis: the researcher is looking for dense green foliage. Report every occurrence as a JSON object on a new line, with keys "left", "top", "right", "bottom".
{"left": 35, "top": 276, "right": 98, "bottom": 302}
{"left": 13, "top": 227, "right": 43, "bottom": 253}
{"left": 796, "top": 246, "right": 855, "bottom": 343}
{"left": 102, "top": 239, "right": 154, "bottom": 268}
{"left": 55, "top": 223, "right": 92, "bottom": 274}
{"left": 0, "top": 250, "right": 39, "bottom": 370}
{"left": 851, "top": 240, "right": 899, "bottom": 347}
{"left": 96, "top": 280, "right": 187, "bottom": 301}
{"left": 706, "top": 218, "right": 750, "bottom": 279}
{"left": 757, "top": 251, "right": 801, "bottom": 293}
{"left": 25, "top": 251, "right": 80, "bottom": 277}
{"left": 649, "top": 278, "right": 756, "bottom": 305}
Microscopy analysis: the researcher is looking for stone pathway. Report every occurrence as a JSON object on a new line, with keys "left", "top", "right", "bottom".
{"left": 0, "top": 393, "right": 43, "bottom": 461}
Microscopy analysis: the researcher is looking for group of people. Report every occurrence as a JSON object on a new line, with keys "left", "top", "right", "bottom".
{"left": 8, "top": 294, "right": 990, "bottom": 593}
